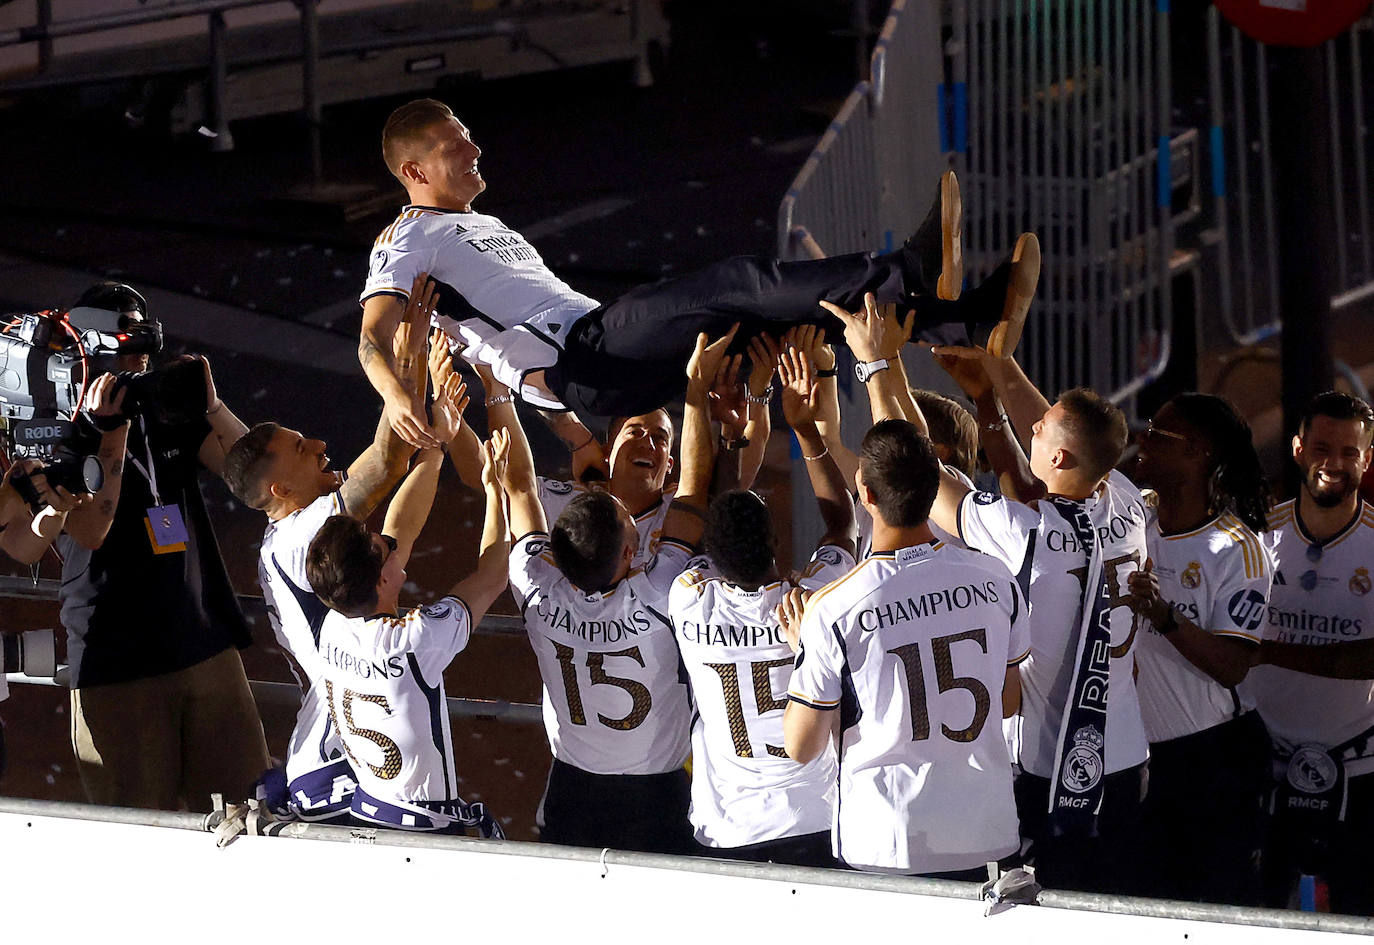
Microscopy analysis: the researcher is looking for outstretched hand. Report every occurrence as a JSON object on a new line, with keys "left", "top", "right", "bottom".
{"left": 819, "top": 292, "right": 911, "bottom": 363}
{"left": 928, "top": 342, "right": 996, "bottom": 402}
{"left": 778, "top": 346, "right": 820, "bottom": 431}
{"left": 686, "top": 323, "right": 740, "bottom": 397}
{"left": 431, "top": 373, "right": 470, "bottom": 445}
{"left": 396, "top": 272, "right": 438, "bottom": 390}
{"left": 783, "top": 323, "right": 836, "bottom": 374}
{"left": 746, "top": 333, "right": 781, "bottom": 399}
{"left": 709, "top": 353, "right": 747, "bottom": 431}
{"left": 484, "top": 428, "right": 511, "bottom": 491}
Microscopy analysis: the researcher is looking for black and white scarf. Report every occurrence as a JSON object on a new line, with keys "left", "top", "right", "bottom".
{"left": 1047, "top": 496, "right": 1113, "bottom": 836}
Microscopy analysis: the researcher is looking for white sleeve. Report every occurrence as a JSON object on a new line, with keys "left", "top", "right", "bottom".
{"left": 361, "top": 237, "right": 425, "bottom": 305}
{"left": 630, "top": 539, "right": 694, "bottom": 609}
{"left": 408, "top": 596, "right": 473, "bottom": 676}
{"left": 509, "top": 532, "right": 558, "bottom": 612}
{"left": 787, "top": 599, "right": 846, "bottom": 711}
{"left": 1205, "top": 542, "right": 1272, "bottom": 644}
{"left": 799, "top": 544, "right": 858, "bottom": 590}
{"left": 957, "top": 490, "right": 1038, "bottom": 573}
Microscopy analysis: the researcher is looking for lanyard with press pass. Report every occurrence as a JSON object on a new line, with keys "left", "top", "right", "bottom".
{"left": 128, "top": 418, "right": 188, "bottom": 554}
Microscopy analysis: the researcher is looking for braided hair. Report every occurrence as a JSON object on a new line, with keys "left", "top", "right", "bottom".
{"left": 1167, "top": 393, "right": 1271, "bottom": 533}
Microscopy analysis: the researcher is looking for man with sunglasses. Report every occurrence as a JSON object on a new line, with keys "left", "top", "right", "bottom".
{"left": 1244, "top": 391, "right": 1374, "bottom": 915}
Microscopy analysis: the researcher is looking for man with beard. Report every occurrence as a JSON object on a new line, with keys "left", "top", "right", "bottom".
{"left": 1244, "top": 391, "right": 1374, "bottom": 914}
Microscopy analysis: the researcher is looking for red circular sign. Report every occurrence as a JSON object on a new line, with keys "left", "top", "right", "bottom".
{"left": 1215, "top": 0, "right": 1372, "bottom": 47}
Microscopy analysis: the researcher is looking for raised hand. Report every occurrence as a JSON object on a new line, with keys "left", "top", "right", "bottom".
{"left": 709, "top": 353, "right": 747, "bottom": 432}
{"left": 929, "top": 342, "right": 996, "bottom": 402}
{"left": 746, "top": 333, "right": 781, "bottom": 401}
{"left": 431, "top": 373, "right": 470, "bottom": 444}
{"left": 686, "top": 323, "right": 741, "bottom": 397}
{"left": 84, "top": 372, "right": 129, "bottom": 424}
{"left": 395, "top": 272, "right": 438, "bottom": 389}
{"left": 484, "top": 428, "right": 512, "bottom": 491}
{"left": 783, "top": 323, "right": 836, "bottom": 375}
{"left": 819, "top": 292, "right": 889, "bottom": 363}
{"left": 778, "top": 345, "right": 820, "bottom": 431}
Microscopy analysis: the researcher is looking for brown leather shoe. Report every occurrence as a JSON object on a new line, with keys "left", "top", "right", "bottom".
{"left": 986, "top": 232, "right": 1039, "bottom": 358}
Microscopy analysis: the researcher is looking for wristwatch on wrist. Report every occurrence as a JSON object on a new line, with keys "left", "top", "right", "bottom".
{"left": 719, "top": 434, "right": 750, "bottom": 453}
{"left": 854, "top": 358, "right": 890, "bottom": 383}
{"left": 983, "top": 413, "right": 1011, "bottom": 432}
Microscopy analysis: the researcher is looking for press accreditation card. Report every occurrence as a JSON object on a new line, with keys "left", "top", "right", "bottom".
{"left": 145, "top": 504, "right": 188, "bottom": 554}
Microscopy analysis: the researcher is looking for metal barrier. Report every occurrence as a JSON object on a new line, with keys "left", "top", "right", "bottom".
{"left": 0, "top": 574, "right": 542, "bottom": 725}
{"left": 1205, "top": 8, "right": 1374, "bottom": 346}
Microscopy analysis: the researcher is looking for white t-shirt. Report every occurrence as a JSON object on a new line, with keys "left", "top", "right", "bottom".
{"left": 1134, "top": 509, "right": 1271, "bottom": 743}
{"left": 670, "top": 545, "right": 855, "bottom": 848}
{"left": 509, "top": 532, "right": 693, "bottom": 776}
{"left": 1245, "top": 500, "right": 1374, "bottom": 775}
{"left": 538, "top": 477, "right": 675, "bottom": 567}
{"left": 957, "top": 470, "right": 1150, "bottom": 778}
{"left": 361, "top": 206, "right": 598, "bottom": 408}
{"left": 258, "top": 492, "right": 352, "bottom": 799}
{"left": 855, "top": 465, "right": 971, "bottom": 559}
{"left": 788, "top": 541, "right": 1030, "bottom": 874}
{"left": 317, "top": 596, "right": 473, "bottom": 827}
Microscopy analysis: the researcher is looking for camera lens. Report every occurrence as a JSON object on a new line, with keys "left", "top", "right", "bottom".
{"left": 79, "top": 455, "right": 105, "bottom": 493}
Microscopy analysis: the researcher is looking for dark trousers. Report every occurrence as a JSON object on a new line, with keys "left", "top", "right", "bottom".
{"left": 705, "top": 830, "right": 836, "bottom": 869}
{"left": 1139, "top": 712, "right": 1269, "bottom": 906}
{"left": 1263, "top": 766, "right": 1374, "bottom": 916}
{"left": 538, "top": 758, "right": 694, "bottom": 855}
{"left": 548, "top": 250, "right": 994, "bottom": 425}
{"left": 1014, "top": 762, "right": 1146, "bottom": 895}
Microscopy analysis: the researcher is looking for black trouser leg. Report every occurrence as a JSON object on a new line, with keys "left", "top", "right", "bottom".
{"left": 548, "top": 250, "right": 998, "bottom": 424}
{"left": 1015, "top": 764, "right": 1146, "bottom": 895}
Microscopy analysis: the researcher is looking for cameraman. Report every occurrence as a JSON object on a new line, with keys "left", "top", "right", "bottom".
{"left": 56, "top": 283, "right": 269, "bottom": 812}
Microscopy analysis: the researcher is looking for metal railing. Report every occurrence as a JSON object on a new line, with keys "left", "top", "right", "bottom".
{"left": 1205, "top": 8, "right": 1374, "bottom": 346}
{"left": 0, "top": 574, "right": 542, "bottom": 725}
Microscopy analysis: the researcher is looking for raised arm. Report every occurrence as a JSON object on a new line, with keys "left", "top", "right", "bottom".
{"left": 381, "top": 448, "right": 443, "bottom": 564}
{"left": 664, "top": 326, "right": 736, "bottom": 547}
{"left": 931, "top": 344, "right": 1042, "bottom": 502}
{"left": 820, "top": 293, "right": 919, "bottom": 431}
{"left": 360, "top": 272, "right": 442, "bottom": 450}
{"left": 736, "top": 333, "right": 778, "bottom": 493}
{"left": 449, "top": 432, "right": 512, "bottom": 624}
{"left": 779, "top": 346, "right": 856, "bottom": 557}
{"left": 485, "top": 369, "right": 548, "bottom": 540}
{"left": 1258, "top": 638, "right": 1374, "bottom": 679}
{"left": 784, "top": 324, "right": 858, "bottom": 487}
{"left": 934, "top": 344, "right": 1051, "bottom": 453}
{"left": 425, "top": 329, "right": 483, "bottom": 492}
{"left": 196, "top": 357, "right": 249, "bottom": 478}
{"left": 63, "top": 373, "right": 130, "bottom": 551}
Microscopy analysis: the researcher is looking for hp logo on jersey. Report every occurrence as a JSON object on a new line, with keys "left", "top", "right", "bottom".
{"left": 1226, "top": 588, "right": 1266, "bottom": 631}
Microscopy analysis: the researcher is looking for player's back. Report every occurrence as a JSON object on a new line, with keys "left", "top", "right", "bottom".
{"left": 791, "top": 542, "right": 1029, "bottom": 873}
{"left": 511, "top": 534, "right": 692, "bottom": 776}
{"left": 317, "top": 598, "right": 473, "bottom": 821}
{"left": 670, "top": 546, "right": 852, "bottom": 848}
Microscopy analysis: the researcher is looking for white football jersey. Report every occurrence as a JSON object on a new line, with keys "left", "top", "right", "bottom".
{"left": 317, "top": 596, "right": 473, "bottom": 828}
{"left": 1134, "top": 510, "right": 1271, "bottom": 743}
{"left": 361, "top": 206, "right": 598, "bottom": 408}
{"left": 957, "top": 470, "right": 1150, "bottom": 778}
{"left": 855, "top": 465, "right": 971, "bottom": 559}
{"left": 538, "top": 477, "right": 676, "bottom": 567}
{"left": 258, "top": 491, "right": 355, "bottom": 814}
{"left": 510, "top": 532, "right": 693, "bottom": 775}
{"left": 670, "top": 545, "right": 855, "bottom": 848}
{"left": 788, "top": 541, "right": 1030, "bottom": 874}
{"left": 1245, "top": 500, "right": 1374, "bottom": 774}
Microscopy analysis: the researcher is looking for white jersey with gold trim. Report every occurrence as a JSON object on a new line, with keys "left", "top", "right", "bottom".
{"left": 361, "top": 206, "right": 598, "bottom": 408}
{"left": 1134, "top": 509, "right": 1271, "bottom": 743}
{"left": 956, "top": 470, "right": 1150, "bottom": 778}
{"left": 787, "top": 542, "right": 1029, "bottom": 874}
{"left": 537, "top": 477, "right": 675, "bottom": 567}
{"left": 510, "top": 533, "right": 692, "bottom": 775}
{"left": 1245, "top": 500, "right": 1374, "bottom": 774}
{"left": 257, "top": 492, "right": 350, "bottom": 799}
{"left": 669, "top": 545, "right": 855, "bottom": 849}
{"left": 316, "top": 596, "right": 473, "bottom": 826}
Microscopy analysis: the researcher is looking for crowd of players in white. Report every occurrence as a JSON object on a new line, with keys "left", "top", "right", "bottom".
{"left": 210, "top": 99, "right": 1374, "bottom": 913}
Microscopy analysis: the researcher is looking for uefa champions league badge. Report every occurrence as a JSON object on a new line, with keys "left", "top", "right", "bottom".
{"left": 1062, "top": 726, "right": 1105, "bottom": 794}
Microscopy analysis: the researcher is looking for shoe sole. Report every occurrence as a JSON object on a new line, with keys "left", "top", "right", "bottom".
{"left": 937, "top": 170, "right": 963, "bottom": 301}
{"left": 987, "top": 232, "right": 1039, "bottom": 358}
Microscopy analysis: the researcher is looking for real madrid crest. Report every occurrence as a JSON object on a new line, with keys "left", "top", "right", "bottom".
{"left": 1351, "top": 567, "right": 1371, "bottom": 596}
{"left": 1062, "top": 726, "right": 1105, "bottom": 794}
{"left": 1181, "top": 561, "right": 1202, "bottom": 590}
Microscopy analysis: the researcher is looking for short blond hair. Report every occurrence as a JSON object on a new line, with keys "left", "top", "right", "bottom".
{"left": 381, "top": 98, "right": 454, "bottom": 180}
